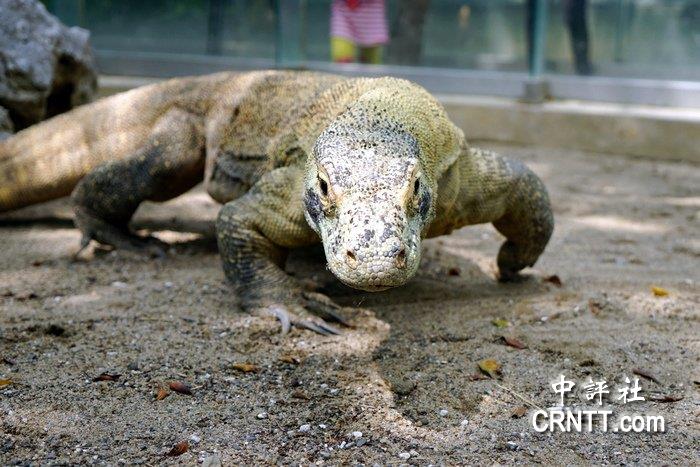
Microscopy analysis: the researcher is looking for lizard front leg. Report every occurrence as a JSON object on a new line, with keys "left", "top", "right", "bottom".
{"left": 216, "top": 167, "right": 349, "bottom": 335}
{"left": 430, "top": 146, "right": 554, "bottom": 281}
{"left": 71, "top": 108, "right": 205, "bottom": 256}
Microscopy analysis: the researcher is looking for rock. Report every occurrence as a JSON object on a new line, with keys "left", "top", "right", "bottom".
{"left": 386, "top": 375, "right": 416, "bottom": 396}
{"left": 0, "top": 107, "right": 13, "bottom": 140}
{"left": 201, "top": 454, "right": 222, "bottom": 467}
{"left": 0, "top": 0, "right": 96, "bottom": 132}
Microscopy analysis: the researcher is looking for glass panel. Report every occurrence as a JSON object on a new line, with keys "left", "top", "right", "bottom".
{"left": 83, "top": 0, "right": 209, "bottom": 55}
{"left": 42, "top": 0, "right": 700, "bottom": 83}
{"left": 302, "top": 0, "right": 529, "bottom": 71}
{"left": 218, "top": 0, "right": 276, "bottom": 59}
{"left": 545, "top": 0, "right": 700, "bottom": 80}
{"left": 44, "top": 0, "right": 276, "bottom": 59}
{"left": 418, "top": 0, "right": 527, "bottom": 70}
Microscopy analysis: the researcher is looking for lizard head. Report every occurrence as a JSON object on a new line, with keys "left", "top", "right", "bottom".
{"left": 304, "top": 123, "right": 434, "bottom": 292}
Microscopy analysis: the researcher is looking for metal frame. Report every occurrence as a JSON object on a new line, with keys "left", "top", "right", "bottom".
{"left": 95, "top": 49, "right": 700, "bottom": 108}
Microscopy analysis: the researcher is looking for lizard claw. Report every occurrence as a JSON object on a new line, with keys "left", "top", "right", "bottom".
{"left": 295, "top": 319, "right": 341, "bottom": 336}
{"left": 267, "top": 305, "right": 292, "bottom": 334}
{"left": 262, "top": 295, "right": 347, "bottom": 336}
{"left": 302, "top": 291, "right": 352, "bottom": 327}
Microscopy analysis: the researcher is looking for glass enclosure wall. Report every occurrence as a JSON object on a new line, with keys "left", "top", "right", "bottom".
{"left": 42, "top": 0, "right": 700, "bottom": 105}
{"left": 545, "top": 0, "right": 700, "bottom": 80}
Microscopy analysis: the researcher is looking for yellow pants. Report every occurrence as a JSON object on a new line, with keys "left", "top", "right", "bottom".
{"left": 331, "top": 36, "right": 383, "bottom": 64}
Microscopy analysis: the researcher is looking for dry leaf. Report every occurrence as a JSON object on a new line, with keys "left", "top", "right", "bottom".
{"left": 291, "top": 390, "right": 310, "bottom": 400}
{"left": 478, "top": 359, "right": 502, "bottom": 378}
{"left": 491, "top": 318, "right": 511, "bottom": 328}
{"left": 155, "top": 387, "right": 170, "bottom": 401}
{"left": 501, "top": 336, "right": 527, "bottom": 349}
{"left": 279, "top": 355, "right": 301, "bottom": 364}
{"left": 92, "top": 372, "right": 120, "bottom": 382}
{"left": 0, "top": 379, "right": 12, "bottom": 388}
{"left": 165, "top": 440, "right": 189, "bottom": 457}
{"left": 651, "top": 286, "right": 669, "bottom": 297}
{"left": 544, "top": 275, "right": 563, "bottom": 287}
{"left": 588, "top": 299, "right": 602, "bottom": 314}
{"left": 511, "top": 406, "right": 528, "bottom": 418}
{"left": 232, "top": 363, "right": 260, "bottom": 373}
{"left": 649, "top": 394, "right": 683, "bottom": 403}
{"left": 633, "top": 368, "right": 660, "bottom": 384}
{"left": 169, "top": 381, "right": 192, "bottom": 395}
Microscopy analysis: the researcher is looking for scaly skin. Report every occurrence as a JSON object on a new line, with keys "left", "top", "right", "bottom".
{"left": 0, "top": 70, "right": 554, "bottom": 334}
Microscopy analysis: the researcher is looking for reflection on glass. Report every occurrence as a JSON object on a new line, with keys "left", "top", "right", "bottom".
{"left": 41, "top": 0, "right": 700, "bottom": 81}
{"left": 330, "top": 0, "right": 388, "bottom": 64}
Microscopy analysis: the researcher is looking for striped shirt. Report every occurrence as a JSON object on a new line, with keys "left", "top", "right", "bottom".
{"left": 330, "top": 0, "right": 389, "bottom": 46}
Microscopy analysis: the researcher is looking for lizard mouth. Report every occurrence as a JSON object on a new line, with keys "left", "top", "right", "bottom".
{"left": 360, "top": 284, "right": 393, "bottom": 292}
{"left": 336, "top": 278, "right": 396, "bottom": 292}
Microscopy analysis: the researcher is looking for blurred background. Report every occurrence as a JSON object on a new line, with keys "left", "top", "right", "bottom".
{"left": 41, "top": 0, "right": 700, "bottom": 107}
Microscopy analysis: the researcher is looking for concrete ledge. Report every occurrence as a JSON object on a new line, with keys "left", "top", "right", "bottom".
{"left": 98, "top": 75, "right": 700, "bottom": 163}
{"left": 440, "top": 95, "right": 700, "bottom": 163}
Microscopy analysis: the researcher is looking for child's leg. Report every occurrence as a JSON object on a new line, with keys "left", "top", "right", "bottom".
{"left": 359, "top": 45, "right": 383, "bottom": 64}
{"left": 331, "top": 36, "right": 357, "bottom": 63}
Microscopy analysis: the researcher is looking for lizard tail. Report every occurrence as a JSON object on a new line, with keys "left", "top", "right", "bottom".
{"left": 0, "top": 106, "right": 98, "bottom": 212}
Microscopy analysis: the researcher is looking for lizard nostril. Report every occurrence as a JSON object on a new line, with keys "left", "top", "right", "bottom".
{"left": 345, "top": 249, "right": 357, "bottom": 269}
{"left": 396, "top": 248, "right": 406, "bottom": 269}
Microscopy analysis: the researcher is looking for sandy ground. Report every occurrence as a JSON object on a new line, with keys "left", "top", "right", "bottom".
{"left": 0, "top": 144, "right": 698, "bottom": 465}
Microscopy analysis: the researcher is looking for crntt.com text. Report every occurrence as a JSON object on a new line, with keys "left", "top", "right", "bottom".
{"left": 532, "top": 409, "right": 665, "bottom": 433}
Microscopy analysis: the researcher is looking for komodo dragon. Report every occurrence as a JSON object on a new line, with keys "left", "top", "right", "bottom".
{"left": 0, "top": 70, "right": 553, "bottom": 335}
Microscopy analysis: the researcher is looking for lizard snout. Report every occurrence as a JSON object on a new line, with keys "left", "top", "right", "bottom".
{"left": 319, "top": 190, "right": 423, "bottom": 292}
{"left": 344, "top": 246, "right": 407, "bottom": 270}
{"left": 326, "top": 222, "right": 419, "bottom": 291}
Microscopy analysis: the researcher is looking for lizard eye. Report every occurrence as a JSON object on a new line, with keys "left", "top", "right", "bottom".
{"left": 319, "top": 176, "right": 329, "bottom": 197}
{"left": 413, "top": 178, "right": 420, "bottom": 197}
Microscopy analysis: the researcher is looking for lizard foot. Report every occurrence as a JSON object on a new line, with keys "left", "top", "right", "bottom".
{"left": 75, "top": 206, "right": 168, "bottom": 258}
{"left": 78, "top": 232, "right": 168, "bottom": 259}
{"left": 497, "top": 269, "right": 529, "bottom": 283}
{"left": 257, "top": 291, "right": 351, "bottom": 336}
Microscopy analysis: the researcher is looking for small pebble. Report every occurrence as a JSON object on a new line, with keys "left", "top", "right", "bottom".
{"left": 189, "top": 434, "right": 201, "bottom": 444}
{"left": 110, "top": 281, "right": 127, "bottom": 288}
{"left": 164, "top": 281, "right": 174, "bottom": 288}
{"left": 257, "top": 412, "right": 268, "bottom": 419}
{"left": 318, "top": 424, "right": 327, "bottom": 429}
{"left": 460, "top": 419, "right": 469, "bottom": 427}
{"left": 352, "top": 431, "right": 363, "bottom": 439}
{"left": 299, "top": 424, "right": 311, "bottom": 432}
{"left": 439, "top": 409, "right": 448, "bottom": 416}
{"left": 398, "top": 452, "right": 411, "bottom": 460}
{"left": 201, "top": 454, "right": 222, "bottom": 467}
